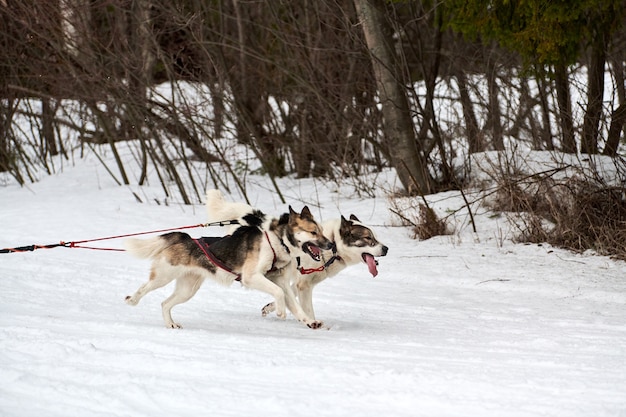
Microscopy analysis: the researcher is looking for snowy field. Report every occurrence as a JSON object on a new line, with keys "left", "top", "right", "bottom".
{"left": 1, "top": 149, "right": 626, "bottom": 417}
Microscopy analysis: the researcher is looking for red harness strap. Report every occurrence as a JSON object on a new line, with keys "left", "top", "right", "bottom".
{"left": 297, "top": 254, "right": 342, "bottom": 275}
{"left": 264, "top": 231, "right": 281, "bottom": 272}
{"left": 193, "top": 238, "right": 242, "bottom": 281}
{"left": 193, "top": 232, "right": 285, "bottom": 281}
{"left": 299, "top": 265, "right": 327, "bottom": 275}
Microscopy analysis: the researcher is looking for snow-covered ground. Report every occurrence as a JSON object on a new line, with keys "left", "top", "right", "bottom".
{"left": 1, "top": 150, "right": 626, "bottom": 417}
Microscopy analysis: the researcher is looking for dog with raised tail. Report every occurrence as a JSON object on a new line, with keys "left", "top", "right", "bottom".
{"left": 124, "top": 204, "right": 333, "bottom": 329}
{"left": 205, "top": 190, "right": 389, "bottom": 321}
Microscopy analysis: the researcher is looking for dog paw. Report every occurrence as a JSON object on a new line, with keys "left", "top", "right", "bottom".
{"left": 276, "top": 310, "right": 286, "bottom": 320}
{"left": 166, "top": 322, "right": 183, "bottom": 329}
{"left": 307, "top": 320, "right": 324, "bottom": 329}
{"left": 261, "top": 302, "right": 276, "bottom": 317}
{"left": 125, "top": 295, "right": 138, "bottom": 306}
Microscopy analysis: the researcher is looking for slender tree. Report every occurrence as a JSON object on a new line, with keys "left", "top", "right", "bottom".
{"left": 354, "top": 0, "right": 433, "bottom": 194}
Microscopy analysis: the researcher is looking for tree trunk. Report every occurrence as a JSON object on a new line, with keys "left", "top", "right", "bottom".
{"left": 537, "top": 76, "right": 555, "bottom": 150}
{"left": 581, "top": 31, "right": 608, "bottom": 154}
{"left": 353, "top": 0, "right": 433, "bottom": 194}
{"left": 229, "top": 0, "right": 286, "bottom": 178}
{"left": 454, "top": 67, "right": 482, "bottom": 153}
{"left": 603, "top": 102, "right": 626, "bottom": 156}
{"left": 613, "top": 53, "right": 626, "bottom": 110}
{"left": 603, "top": 56, "right": 626, "bottom": 156}
{"left": 487, "top": 56, "right": 504, "bottom": 150}
{"left": 0, "top": 97, "right": 16, "bottom": 174}
{"left": 554, "top": 62, "right": 576, "bottom": 153}
{"left": 41, "top": 98, "right": 58, "bottom": 157}
{"left": 420, "top": 8, "right": 452, "bottom": 185}
{"left": 123, "top": 0, "right": 153, "bottom": 141}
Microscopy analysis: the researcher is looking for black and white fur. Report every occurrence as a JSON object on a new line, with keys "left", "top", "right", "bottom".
{"left": 124, "top": 204, "right": 332, "bottom": 329}
{"left": 206, "top": 190, "right": 389, "bottom": 321}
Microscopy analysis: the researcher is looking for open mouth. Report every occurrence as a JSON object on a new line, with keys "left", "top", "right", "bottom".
{"left": 362, "top": 253, "right": 379, "bottom": 277}
{"left": 303, "top": 242, "right": 322, "bottom": 262}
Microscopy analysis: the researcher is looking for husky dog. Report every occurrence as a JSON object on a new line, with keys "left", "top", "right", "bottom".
{"left": 124, "top": 205, "right": 332, "bottom": 329}
{"left": 279, "top": 214, "right": 389, "bottom": 319}
{"left": 206, "top": 190, "right": 389, "bottom": 321}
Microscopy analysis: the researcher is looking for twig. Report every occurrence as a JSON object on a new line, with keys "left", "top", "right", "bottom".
{"left": 476, "top": 278, "right": 512, "bottom": 285}
{"left": 389, "top": 207, "right": 418, "bottom": 227}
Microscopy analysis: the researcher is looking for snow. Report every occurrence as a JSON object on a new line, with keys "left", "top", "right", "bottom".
{"left": 2, "top": 149, "right": 626, "bottom": 417}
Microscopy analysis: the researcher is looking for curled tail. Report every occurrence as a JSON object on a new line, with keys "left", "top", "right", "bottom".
{"left": 206, "top": 189, "right": 258, "bottom": 232}
{"left": 123, "top": 237, "right": 168, "bottom": 259}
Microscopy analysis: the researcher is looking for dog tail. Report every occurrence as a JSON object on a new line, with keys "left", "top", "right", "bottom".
{"left": 123, "top": 237, "right": 168, "bottom": 259}
{"left": 206, "top": 189, "right": 256, "bottom": 230}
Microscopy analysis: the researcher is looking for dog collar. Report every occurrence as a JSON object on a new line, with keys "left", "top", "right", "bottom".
{"left": 296, "top": 253, "right": 342, "bottom": 275}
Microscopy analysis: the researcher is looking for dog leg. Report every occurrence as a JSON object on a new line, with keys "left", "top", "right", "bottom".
{"left": 260, "top": 281, "right": 298, "bottom": 317}
{"left": 280, "top": 279, "right": 323, "bottom": 329}
{"left": 125, "top": 263, "right": 173, "bottom": 306}
{"left": 261, "top": 301, "right": 276, "bottom": 317}
{"left": 262, "top": 281, "right": 322, "bottom": 328}
{"left": 243, "top": 272, "right": 287, "bottom": 319}
{"left": 296, "top": 280, "right": 316, "bottom": 320}
{"left": 160, "top": 273, "right": 204, "bottom": 329}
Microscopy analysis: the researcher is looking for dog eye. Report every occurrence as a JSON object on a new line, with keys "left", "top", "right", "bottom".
{"left": 363, "top": 236, "right": 377, "bottom": 246}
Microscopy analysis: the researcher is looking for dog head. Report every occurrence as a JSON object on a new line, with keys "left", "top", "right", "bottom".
{"left": 339, "top": 214, "right": 388, "bottom": 277}
{"left": 287, "top": 206, "right": 334, "bottom": 262}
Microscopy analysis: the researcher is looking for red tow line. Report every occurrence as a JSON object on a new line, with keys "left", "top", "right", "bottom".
{"left": 0, "top": 221, "right": 238, "bottom": 254}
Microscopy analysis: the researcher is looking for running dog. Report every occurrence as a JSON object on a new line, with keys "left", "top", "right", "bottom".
{"left": 206, "top": 190, "right": 389, "bottom": 321}
{"left": 124, "top": 205, "right": 332, "bottom": 329}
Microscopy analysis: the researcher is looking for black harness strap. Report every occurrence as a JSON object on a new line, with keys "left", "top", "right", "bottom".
{"left": 0, "top": 242, "right": 68, "bottom": 253}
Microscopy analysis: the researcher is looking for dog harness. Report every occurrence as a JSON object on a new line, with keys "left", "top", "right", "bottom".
{"left": 193, "top": 237, "right": 242, "bottom": 281}
{"left": 296, "top": 243, "right": 341, "bottom": 275}
{"left": 264, "top": 231, "right": 288, "bottom": 273}
{"left": 193, "top": 232, "right": 287, "bottom": 281}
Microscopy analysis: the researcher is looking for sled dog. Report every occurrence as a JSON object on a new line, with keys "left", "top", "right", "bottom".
{"left": 124, "top": 205, "right": 333, "bottom": 329}
{"left": 206, "top": 190, "right": 389, "bottom": 320}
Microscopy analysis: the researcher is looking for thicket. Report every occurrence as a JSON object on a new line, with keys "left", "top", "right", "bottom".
{"left": 483, "top": 151, "right": 626, "bottom": 259}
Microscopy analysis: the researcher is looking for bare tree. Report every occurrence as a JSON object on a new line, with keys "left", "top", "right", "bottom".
{"left": 353, "top": 0, "right": 433, "bottom": 194}
{"left": 604, "top": 48, "right": 626, "bottom": 156}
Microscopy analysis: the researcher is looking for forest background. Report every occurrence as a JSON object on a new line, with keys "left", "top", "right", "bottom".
{"left": 1, "top": 0, "right": 625, "bottom": 203}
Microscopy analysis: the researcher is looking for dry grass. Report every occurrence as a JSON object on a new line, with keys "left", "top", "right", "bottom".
{"left": 412, "top": 203, "right": 449, "bottom": 240}
{"left": 390, "top": 197, "right": 449, "bottom": 240}
{"left": 391, "top": 152, "right": 626, "bottom": 258}
{"left": 491, "top": 175, "right": 626, "bottom": 260}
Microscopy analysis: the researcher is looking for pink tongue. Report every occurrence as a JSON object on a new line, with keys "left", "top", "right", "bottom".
{"left": 363, "top": 254, "right": 378, "bottom": 277}
{"left": 310, "top": 245, "right": 320, "bottom": 256}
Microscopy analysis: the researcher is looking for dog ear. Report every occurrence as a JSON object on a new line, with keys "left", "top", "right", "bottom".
{"left": 349, "top": 214, "right": 361, "bottom": 222}
{"left": 340, "top": 215, "right": 352, "bottom": 236}
{"left": 300, "top": 206, "right": 313, "bottom": 220}
{"left": 287, "top": 206, "right": 302, "bottom": 226}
